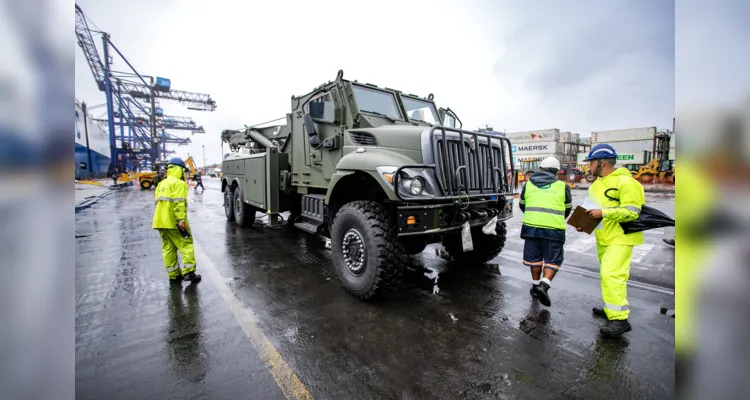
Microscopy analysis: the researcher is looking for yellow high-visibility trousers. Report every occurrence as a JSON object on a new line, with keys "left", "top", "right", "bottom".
{"left": 157, "top": 229, "right": 196, "bottom": 278}
{"left": 596, "top": 244, "right": 632, "bottom": 320}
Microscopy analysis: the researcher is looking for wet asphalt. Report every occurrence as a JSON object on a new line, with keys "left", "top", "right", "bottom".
{"left": 75, "top": 178, "right": 675, "bottom": 399}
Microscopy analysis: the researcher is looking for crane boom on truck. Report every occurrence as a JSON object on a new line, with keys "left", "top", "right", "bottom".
{"left": 220, "top": 70, "right": 518, "bottom": 300}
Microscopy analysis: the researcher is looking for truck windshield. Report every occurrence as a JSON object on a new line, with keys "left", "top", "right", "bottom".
{"left": 352, "top": 85, "right": 402, "bottom": 120}
{"left": 401, "top": 96, "right": 439, "bottom": 125}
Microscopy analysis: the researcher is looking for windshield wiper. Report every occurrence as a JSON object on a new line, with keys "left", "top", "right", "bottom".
{"left": 409, "top": 118, "right": 433, "bottom": 126}
{"left": 360, "top": 110, "right": 395, "bottom": 122}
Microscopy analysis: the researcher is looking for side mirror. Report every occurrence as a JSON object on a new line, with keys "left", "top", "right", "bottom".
{"left": 303, "top": 113, "right": 320, "bottom": 146}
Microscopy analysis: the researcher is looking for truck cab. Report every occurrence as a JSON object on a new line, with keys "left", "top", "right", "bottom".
{"left": 221, "top": 70, "right": 517, "bottom": 299}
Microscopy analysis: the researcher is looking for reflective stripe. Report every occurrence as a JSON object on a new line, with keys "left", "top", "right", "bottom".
{"left": 157, "top": 196, "right": 186, "bottom": 202}
{"left": 625, "top": 205, "right": 641, "bottom": 215}
{"left": 523, "top": 260, "right": 543, "bottom": 267}
{"left": 167, "top": 265, "right": 180, "bottom": 272}
{"left": 183, "top": 264, "right": 195, "bottom": 268}
{"left": 525, "top": 207, "right": 565, "bottom": 216}
{"left": 604, "top": 303, "right": 629, "bottom": 311}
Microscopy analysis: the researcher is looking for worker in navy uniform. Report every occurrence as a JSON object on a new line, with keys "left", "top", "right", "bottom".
{"left": 192, "top": 171, "right": 205, "bottom": 192}
{"left": 519, "top": 157, "right": 573, "bottom": 307}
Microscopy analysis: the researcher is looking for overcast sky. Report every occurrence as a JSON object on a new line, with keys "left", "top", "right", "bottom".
{"left": 74, "top": 0, "right": 674, "bottom": 166}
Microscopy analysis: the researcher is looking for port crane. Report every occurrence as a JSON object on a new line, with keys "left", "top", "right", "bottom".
{"left": 75, "top": 3, "right": 216, "bottom": 171}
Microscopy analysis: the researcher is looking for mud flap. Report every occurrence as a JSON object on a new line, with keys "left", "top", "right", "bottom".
{"left": 482, "top": 216, "right": 498, "bottom": 236}
{"left": 461, "top": 222, "right": 473, "bottom": 252}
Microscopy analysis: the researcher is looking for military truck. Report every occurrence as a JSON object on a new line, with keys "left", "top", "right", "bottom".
{"left": 221, "top": 70, "right": 517, "bottom": 299}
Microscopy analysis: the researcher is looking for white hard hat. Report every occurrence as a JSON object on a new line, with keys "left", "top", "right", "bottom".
{"left": 540, "top": 157, "right": 561, "bottom": 170}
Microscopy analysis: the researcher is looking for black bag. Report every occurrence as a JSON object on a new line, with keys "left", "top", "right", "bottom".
{"left": 604, "top": 188, "right": 675, "bottom": 234}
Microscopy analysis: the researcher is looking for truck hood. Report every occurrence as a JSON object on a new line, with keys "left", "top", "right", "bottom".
{"left": 348, "top": 125, "right": 426, "bottom": 152}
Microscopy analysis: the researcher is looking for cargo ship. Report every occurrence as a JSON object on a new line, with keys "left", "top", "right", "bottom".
{"left": 75, "top": 99, "right": 112, "bottom": 179}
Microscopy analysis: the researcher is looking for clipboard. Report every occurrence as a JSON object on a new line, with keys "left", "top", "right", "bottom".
{"left": 567, "top": 206, "right": 602, "bottom": 234}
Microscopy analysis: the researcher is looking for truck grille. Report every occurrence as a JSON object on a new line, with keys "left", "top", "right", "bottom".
{"left": 433, "top": 136, "right": 509, "bottom": 196}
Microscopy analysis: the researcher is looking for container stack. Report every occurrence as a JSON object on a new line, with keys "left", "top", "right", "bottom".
{"left": 505, "top": 128, "right": 590, "bottom": 166}
{"left": 577, "top": 127, "right": 660, "bottom": 166}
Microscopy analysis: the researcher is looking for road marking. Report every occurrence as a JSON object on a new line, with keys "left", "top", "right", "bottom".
{"left": 564, "top": 236, "right": 596, "bottom": 254}
{"left": 497, "top": 249, "right": 674, "bottom": 296}
{"left": 631, "top": 244, "right": 654, "bottom": 263}
{"left": 194, "top": 243, "right": 313, "bottom": 400}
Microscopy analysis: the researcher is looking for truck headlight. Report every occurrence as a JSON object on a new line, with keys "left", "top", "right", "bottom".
{"left": 409, "top": 177, "right": 424, "bottom": 195}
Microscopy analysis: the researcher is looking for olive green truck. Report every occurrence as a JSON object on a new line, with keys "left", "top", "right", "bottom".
{"left": 221, "top": 70, "right": 517, "bottom": 300}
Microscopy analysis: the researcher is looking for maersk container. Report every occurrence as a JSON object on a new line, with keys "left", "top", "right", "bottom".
{"left": 511, "top": 141, "right": 559, "bottom": 155}
{"left": 513, "top": 152, "right": 568, "bottom": 168}
{"left": 591, "top": 127, "right": 656, "bottom": 143}
{"left": 506, "top": 129, "right": 560, "bottom": 143}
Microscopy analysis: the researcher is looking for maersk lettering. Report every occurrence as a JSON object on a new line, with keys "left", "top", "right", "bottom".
{"left": 517, "top": 144, "right": 549, "bottom": 152}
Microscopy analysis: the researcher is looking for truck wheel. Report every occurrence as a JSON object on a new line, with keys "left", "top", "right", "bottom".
{"left": 224, "top": 187, "right": 235, "bottom": 222}
{"left": 140, "top": 179, "right": 152, "bottom": 189}
{"left": 331, "top": 201, "right": 406, "bottom": 300}
{"left": 233, "top": 185, "right": 256, "bottom": 227}
{"left": 443, "top": 222, "right": 507, "bottom": 265}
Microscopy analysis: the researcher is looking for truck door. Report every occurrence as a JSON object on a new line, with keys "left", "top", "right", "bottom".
{"left": 303, "top": 90, "right": 343, "bottom": 185}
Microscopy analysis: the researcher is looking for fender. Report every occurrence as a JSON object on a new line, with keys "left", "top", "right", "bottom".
{"left": 329, "top": 148, "right": 422, "bottom": 202}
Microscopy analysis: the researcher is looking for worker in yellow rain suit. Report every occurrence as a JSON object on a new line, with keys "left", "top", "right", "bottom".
{"left": 153, "top": 157, "right": 201, "bottom": 284}
{"left": 578, "top": 143, "right": 645, "bottom": 337}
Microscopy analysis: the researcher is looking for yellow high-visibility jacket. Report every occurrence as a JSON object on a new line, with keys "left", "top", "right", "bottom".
{"left": 588, "top": 167, "right": 646, "bottom": 246}
{"left": 152, "top": 165, "right": 189, "bottom": 229}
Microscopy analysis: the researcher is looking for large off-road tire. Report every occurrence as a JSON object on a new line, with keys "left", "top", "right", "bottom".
{"left": 233, "top": 185, "right": 257, "bottom": 227}
{"left": 443, "top": 221, "right": 507, "bottom": 265}
{"left": 331, "top": 201, "right": 407, "bottom": 300}
{"left": 140, "top": 179, "right": 152, "bottom": 190}
{"left": 585, "top": 174, "right": 595, "bottom": 183}
{"left": 224, "top": 186, "right": 235, "bottom": 222}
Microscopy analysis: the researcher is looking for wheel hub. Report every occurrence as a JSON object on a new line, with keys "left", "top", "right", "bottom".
{"left": 342, "top": 228, "right": 366, "bottom": 276}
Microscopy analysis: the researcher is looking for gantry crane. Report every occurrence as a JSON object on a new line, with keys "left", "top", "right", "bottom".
{"left": 75, "top": 3, "right": 216, "bottom": 171}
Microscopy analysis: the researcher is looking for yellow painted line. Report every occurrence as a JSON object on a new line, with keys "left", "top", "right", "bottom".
{"left": 194, "top": 243, "right": 313, "bottom": 400}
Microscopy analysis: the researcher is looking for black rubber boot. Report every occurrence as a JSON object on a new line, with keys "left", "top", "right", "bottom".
{"left": 533, "top": 282, "right": 551, "bottom": 307}
{"left": 592, "top": 307, "right": 607, "bottom": 319}
{"left": 183, "top": 272, "right": 202, "bottom": 283}
{"left": 530, "top": 284, "right": 540, "bottom": 298}
{"left": 169, "top": 274, "right": 183, "bottom": 284}
{"left": 600, "top": 319, "right": 632, "bottom": 337}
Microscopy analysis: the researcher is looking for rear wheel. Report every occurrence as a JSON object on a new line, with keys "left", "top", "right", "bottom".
{"left": 585, "top": 174, "right": 595, "bottom": 182}
{"left": 233, "top": 185, "right": 257, "bottom": 227}
{"left": 140, "top": 179, "right": 152, "bottom": 189}
{"left": 331, "top": 201, "right": 407, "bottom": 300}
{"left": 443, "top": 222, "right": 507, "bottom": 264}
{"left": 224, "top": 186, "right": 235, "bottom": 222}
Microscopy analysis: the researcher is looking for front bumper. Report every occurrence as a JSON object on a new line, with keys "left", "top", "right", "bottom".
{"left": 394, "top": 197, "right": 514, "bottom": 238}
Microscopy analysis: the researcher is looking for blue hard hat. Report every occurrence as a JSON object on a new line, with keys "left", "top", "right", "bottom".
{"left": 167, "top": 157, "right": 185, "bottom": 167}
{"left": 584, "top": 143, "right": 618, "bottom": 161}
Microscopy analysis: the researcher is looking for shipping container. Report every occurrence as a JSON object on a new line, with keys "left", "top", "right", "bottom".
{"left": 607, "top": 139, "right": 654, "bottom": 155}
{"left": 511, "top": 141, "right": 559, "bottom": 155}
{"left": 560, "top": 131, "right": 571, "bottom": 142}
{"left": 513, "top": 152, "right": 569, "bottom": 168}
{"left": 584, "top": 137, "right": 592, "bottom": 145}
{"left": 577, "top": 151, "right": 646, "bottom": 165}
{"left": 506, "top": 129, "right": 560, "bottom": 143}
{"left": 572, "top": 133, "right": 580, "bottom": 143}
{"left": 591, "top": 127, "right": 657, "bottom": 143}
{"left": 668, "top": 147, "right": 675, "bottom": 161}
